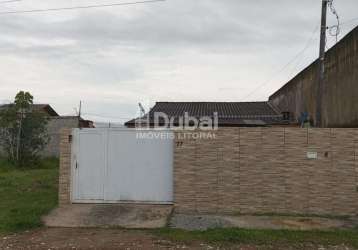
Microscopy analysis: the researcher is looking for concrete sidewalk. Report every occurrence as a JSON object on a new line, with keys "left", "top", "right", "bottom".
{"left": 43, "top": 204, "right": 173, "bottom": 229}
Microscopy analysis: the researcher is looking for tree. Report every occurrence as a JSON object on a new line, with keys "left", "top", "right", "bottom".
{"left": 0, "top": 91, "right": 49, "bottom": 167}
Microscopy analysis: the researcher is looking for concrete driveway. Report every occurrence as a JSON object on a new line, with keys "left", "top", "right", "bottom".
{"left": 43, "top": 204, "right": 173, "bottom": 229}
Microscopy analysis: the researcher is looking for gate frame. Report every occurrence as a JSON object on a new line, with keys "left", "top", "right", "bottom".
{"left": 67, "top": 128, "right": 174, "bottom": 205}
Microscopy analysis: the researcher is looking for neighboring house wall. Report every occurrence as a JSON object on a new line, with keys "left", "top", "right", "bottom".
{"left": 59, "top": 128, "right": 358, "bottom": 216}
{"left": 269, "top": 26, "right": 358, "bottom": 127}
{"left": 43, "top": 117, "right": 79, "bottom": 157}
{"left": 174, "top": 128, "right": 358, "bottom": 216}
{"left": 0, "top": 116, "right": 80, "bottom": 158}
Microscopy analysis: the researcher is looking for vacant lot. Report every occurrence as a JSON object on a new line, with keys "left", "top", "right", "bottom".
{"left": 1, "top": 158, "right": 358, "bottom": 249}
{"left": 0, "top": 158, "right": 58, "bottom": 234}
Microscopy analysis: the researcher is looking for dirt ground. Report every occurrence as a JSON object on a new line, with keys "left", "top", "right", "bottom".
{"left": 43, "top": 204, "right": 173, "bottom": 229}
{"left": 0, "top": 228, "right": 219, "bottom": 250}
{"left": 0, "top": 228, "right": 355, "bottom": 250}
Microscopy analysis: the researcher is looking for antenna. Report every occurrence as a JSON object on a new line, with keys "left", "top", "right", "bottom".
{"left": 138, "top": 103, "right": 146, "bottom": 118}
{"left": 78, "top": 101, "right": 82, "bottom": 128}
{"left": 79, "top": 101, "right": 82, "bottom": 118}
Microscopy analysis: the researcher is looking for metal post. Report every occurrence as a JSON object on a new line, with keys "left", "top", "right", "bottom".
{"left": 316, "top": 0, "right": 328, "bottom": 127}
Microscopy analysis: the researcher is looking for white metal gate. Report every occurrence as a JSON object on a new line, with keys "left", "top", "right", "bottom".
{"left": 71, "top": 129, "right": 174, "bottom": 204}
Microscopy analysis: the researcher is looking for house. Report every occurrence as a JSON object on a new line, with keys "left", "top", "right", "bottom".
{"left": 269, "top": 26, "right": 358, "bottom": 127}
{"left": 125, "top": 101, "right": 291, "bottom": 128}
{"left": 45, "top": 116, "right": 94, "bottom": 157}
{"left": 0, "top": 104, "right": 94, "bottom": 157}
{"left": 0, "top": 103, "right": 59, "bottom": 116}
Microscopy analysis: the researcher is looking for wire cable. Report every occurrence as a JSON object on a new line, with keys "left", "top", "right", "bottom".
{"left": 0, "top": 0, "right": 165, "bottom": 15}
{"left": 0, "top": 0, "right": 22, "bottom": 3}
{"left": 288, "top": 34, "right": 319, "bottom": 82}
{"left": 242, "top": 24, "right": 320, "bottom": 101}
{"left": 82, "top": 112, "right": 134, "bottom": 120}
{"left": 327, "top": 0, "right": 340, "bottom": 42}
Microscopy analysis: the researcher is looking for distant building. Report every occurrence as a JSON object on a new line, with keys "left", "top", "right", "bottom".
{"left": 125, "top": 101, "right": 291, "bottom": 128}
{"left": 0, "top": 104, "right": 94, "bottom": 157}
{"left": 44, "top": 116, "right": 94, "bottom": 157}
{"left": 0, "top": 103, "right": 59, "bottom": 116}
{"left": 269, "top": 26, "right": 358, "bottom": 128}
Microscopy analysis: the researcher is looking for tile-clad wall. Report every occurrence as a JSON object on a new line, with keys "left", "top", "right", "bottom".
{"left": 173, "top": 137, "right": 197, "bottom": 212}
{"left": 59, "top": 128, "right": 72, "bottom": 206}
{"left": 174, "top": 128, "right": 358, "bottom": 216}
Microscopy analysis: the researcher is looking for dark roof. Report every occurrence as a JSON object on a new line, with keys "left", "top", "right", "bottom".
{"left": 0, "top": 104, "right": 59, "bottom": 116}
{"left": 125, "top": 102, "right": 285, "bottom": 127}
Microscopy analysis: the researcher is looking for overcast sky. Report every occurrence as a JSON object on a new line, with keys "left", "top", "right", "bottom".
{"left": 0, "top": 0, "right": 357, "bottom": 124}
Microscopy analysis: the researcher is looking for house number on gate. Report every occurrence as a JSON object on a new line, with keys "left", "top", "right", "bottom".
{"left": 176, "top": 141, "right": 184, "bottom": 147}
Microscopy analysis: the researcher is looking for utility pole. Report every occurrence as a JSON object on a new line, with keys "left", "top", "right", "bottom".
{"left": 316, "top": 0, "right": 328, "bottom": 127}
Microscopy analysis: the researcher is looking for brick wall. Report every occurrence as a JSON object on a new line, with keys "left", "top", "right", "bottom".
{"left": 174, "top": 128, "right": 358, "bottom": 216}
{"left": 59, "top": 128, "right": 72, "bottom": 206}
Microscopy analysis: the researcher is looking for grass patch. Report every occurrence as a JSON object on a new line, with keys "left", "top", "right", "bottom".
{"left": 0, "top": 158, "right": 15, "bottom": 171}
{"left": 154, "top": 228, "right": 358, "bottom": 248}
{"left": 0, "top": 158, "right": 59, "bottom": 234}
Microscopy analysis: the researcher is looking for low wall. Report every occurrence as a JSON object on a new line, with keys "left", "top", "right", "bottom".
{"left": 174, "top": 128, "right": 358, "bottom": 216}
{"left": 59, "top": 128, "right": 358, "bottom": 216}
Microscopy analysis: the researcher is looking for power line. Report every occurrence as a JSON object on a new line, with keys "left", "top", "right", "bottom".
{"left": 287, "top": 27, "right": 319, "bottom": 80}
{"left": 0, "top": 0, "right": 21, "bottom": 3}
{"left": 242, "top": 24, "right": 320, "bottom": 101}
{"left": 0, "top": 0, "right": 165, "bottom": 15}
{"left": 82, "top": 112, "right": 134, "bottom": 120}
